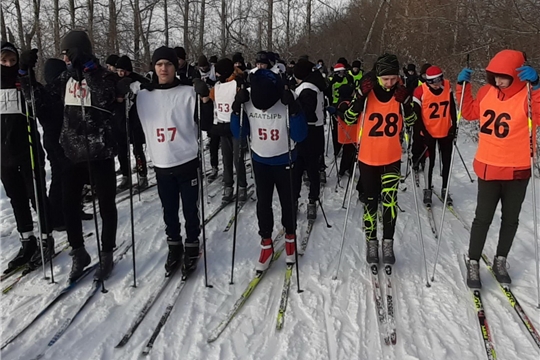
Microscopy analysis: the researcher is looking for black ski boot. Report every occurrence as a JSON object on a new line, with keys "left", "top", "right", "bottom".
{"left": 382, "top": 239, "right": 395, "bottom": 264}
{"left": 238, "top": 187, "right": 248, "bottom": 203}
{"left": 319, "top": 171, "right": 327, "bottom": 185}
{"left": 117, "top": 176, "right": 129, "bottom": 192}
{"left": 423, "top": 189, "right": 432, "bottom": 207}
{"left": 366, "top": 239, "right": 379, "bottom": 264}
{"left": 466, "top": 259, "right": 482, "bottom": 289}
{"left": 94, "top": 251, "right": 114, "bottom": 281}
{"left": 4, "top": 236, "right": 38, "bottom": 273}
{"left": 135, "top": 175, "right": 148, "bottom": 191}
{"left": 307, "top": 199, "right": 317, "bottom": 220}
{"left": 493, "top": 256, "right": 511, "bottom": 285}
{"left": 184, "top": 241, "right": 200, "bottom": 274}
{"left": 222, "top": 186, "right": 234, "bottom": 204}
{"left": 69, "top": 247, "right": 91, "bottom": 283}
{"left": 208, "top": 166, "right": 219, "bottom": 181}
{"left": 441, "top": 188, "right": 453, "bottom": 206}
{"left": 165, "top": 242, "right": 184, "bottom": 276}
{"left": 29, "top": 235, "right": 55, "bottom": 269}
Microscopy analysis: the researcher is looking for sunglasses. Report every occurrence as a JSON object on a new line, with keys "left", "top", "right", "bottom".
{"left": 426, "top": 76, "right": 443, "bottom": 84}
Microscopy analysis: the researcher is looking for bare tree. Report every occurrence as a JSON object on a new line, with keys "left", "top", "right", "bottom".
{"left": 267, "top": 0, "right": 273, "bottom": 50}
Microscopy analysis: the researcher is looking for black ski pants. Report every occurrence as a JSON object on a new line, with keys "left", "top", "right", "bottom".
{"left": 424, "top": 135, "right": 453, "bottom": 189}
{"left": 339, "top": 144, "right": 356, "bottom": 177}
{"left": 330, "top": 115, "right": 342, "bottom": 157}
{"left": 118, "top": 139, "right": 147, "bottom": 178}
{"left": 63, "top": 158, "right": 117, "bottom": 252}
{"left": 295, "top": 125, "right": 324, "bottom": 201}
{"left": 253, "top": 160, "right": 297, "bottom": 238}
{"left": 221, "top": 135, "right": 247, "bottom": 188}
{"left": 209, "top": 132, "right": 220, "bottom": 168}
{"left": 468, "top": 178, "right": 529, "bottom": 261}
{"left": 155, "top": 160, "right": 200, "bottom": 245}
{"left": 412, "top": 121, "right": 426, "bottom": 170}
{"left": 359, "top": 160, "right": 401, "bottom": 241}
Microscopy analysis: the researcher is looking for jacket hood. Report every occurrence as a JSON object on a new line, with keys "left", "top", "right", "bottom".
{"left": 44, "top": 58, "right": 67, "bottom": 84}
{"left": 303, "top": 69, "right": 327, "bottom": 92}
{"left": 485, "top": 50, "right": 526, "bottom": 99}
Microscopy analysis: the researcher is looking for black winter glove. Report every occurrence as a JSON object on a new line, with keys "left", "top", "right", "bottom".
{"left": 394, "top": 85, "right": 411, "bottom": 104}
{"left": 358, "top": 72, "right": 376, "bottom": 96}
{"left": 66, "top": 47, "right": 94, "bottom": 71}
{"left": 193, "top": 78, "right": 210, "bottom": 97}
{"left": 281, "top": 89, "right": 301, "bottom": 114}
{"left": 232, "top": 88, "right": 250, "bottom": 113}
{"left": 19, "top": 49, "right": 38, "bottom": 72}
{"left": 117, "top": 77, "right": 135, "bottom": 97}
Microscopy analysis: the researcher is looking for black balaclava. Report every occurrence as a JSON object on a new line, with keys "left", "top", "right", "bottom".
{"left": 44, "top": 58, "right": 67, "bottom": 84}
{"left": 1, "top": 42, "right": 19, "bottom": 88}
{"left": 250, "top": 69, "right": 284, "bottom": 110}
{"left": 215, "top": 58, "right": 234, "bottom": 83}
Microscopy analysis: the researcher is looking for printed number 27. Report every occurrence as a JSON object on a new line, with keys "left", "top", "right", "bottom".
{"left": 157, "top": 127, "right": 177, "bottom": 142}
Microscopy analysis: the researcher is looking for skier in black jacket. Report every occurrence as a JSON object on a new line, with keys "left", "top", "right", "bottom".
{"left": 19, "top": 30, "right": 119, "bottom": 282}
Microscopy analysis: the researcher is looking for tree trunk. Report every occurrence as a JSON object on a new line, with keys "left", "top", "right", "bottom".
{"left": 183, "top": 0, "right": 190, "bottom": 55}
{"left": 69, "top": 0, "right": 76, "bottom": 28}
{"left": 380, "top": 0, "right": 390, "bottom": 53}
{"left": 199, "top": 0, "right": 205, "bottom": 54}
{"left": 267, "top": 0, "right": 273, "bottom": 51}
{"left": 134, "top": 0, "right": 141, "bottom": 64}
{"left": 220, "top": 0, "right": 226, "bottom": 56}
{"left": 362, "top": 0, "right": 385, "bottom": 55}
{"left": 286, "top": 0, "right": 290, "bottom": 52}
{"left": 306, "top": 0, "right": 311, "bottom": 48}
{"left": 164, "top": 0, "right": 169, "bottom": 47}
{"left": 107, "top": 0, "right": 117, "bottom": 54}
{"left": 14, "top": 0, "right": 26, "bottom": 49}
{"left": 54, "top": 0, "right": 60, "bottom": 54}
{"left": 87, "top": 0, "right": 94, "bottom": 45}
{"left": 0, "top": 7, "right": 7, "bottom": 42}
{"left": 33, "top": 0, "right": 44, "bottom": 77}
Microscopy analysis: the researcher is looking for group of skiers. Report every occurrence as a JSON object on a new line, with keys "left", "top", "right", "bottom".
{"left": 1, "top": 29, "right": 539, "bottom": 292}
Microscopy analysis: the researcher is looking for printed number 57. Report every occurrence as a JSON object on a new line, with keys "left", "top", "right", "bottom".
{"left": 157, "top": 127, "right": 177, "bottom": 142}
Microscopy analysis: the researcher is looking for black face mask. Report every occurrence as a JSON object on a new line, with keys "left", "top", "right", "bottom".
{"left": 218, "top": 74, "right": 228, "bottom": 83}
{"left": 0, "top": 65, "right": 18, "bottom": 88}
{"left": 286, "top": 67, "right": 294, "bottom": 76}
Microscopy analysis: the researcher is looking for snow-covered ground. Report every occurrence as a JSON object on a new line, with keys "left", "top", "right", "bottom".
{"left": 1, "top": 133, "right": 539, "bottom": 360}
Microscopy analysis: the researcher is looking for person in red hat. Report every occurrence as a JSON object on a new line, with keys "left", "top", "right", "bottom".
{"left": 412, "top": 65, "right": 457, "bottom": 206}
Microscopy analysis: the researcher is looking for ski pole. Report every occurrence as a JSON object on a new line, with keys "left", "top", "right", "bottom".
{"left": 285, "top": 103, "right": 303, "bottom": 293}
{"left": 317, "top": 199, "right": 332, "bottom": 228}
{"left": 334, "top": 98, "right": 367, "bottom": 281}
{"left": 197, "top": 95, "right": 212, "bottom": 288}
{"left": 431, "top": 55, "right": 469, "bottom": 283}
{"left": 402, "top": 146, "right": 428, "bottom": 182}
{"left": 526, "top": 80, "right": 540, "bottom": 308}
{"left": 230, "top": 103, "right": 245, "bottom": 285}
{"left": 401, "top": 130, "right": 412, "bottom": 184}
{"left": 125, "top": 94, "right": 137, "bottom": 288}
{"left": 325, "top": 114, "right": 331, "bottom": 157}
{"left": 79, "top": 77, "right": 107, "bottom": 294}
{"left": 454, "top": 144, "right": 474, "bottom": 183}
{"left": 23, "top": 81, "right": 50, "bottom": 282}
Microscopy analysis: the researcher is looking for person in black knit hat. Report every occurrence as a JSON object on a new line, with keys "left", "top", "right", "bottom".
{"left": 106, "top": 54, "right": 119, "bottom": 72}
{"left": 293, "top": 59, "right": 328, "bottom": 221}
{"left": 174, "top": 46, "right": 196, "bottom": 85}
{"left": 1, "top": 41, "right": 54, "bottom": 273}
{"left": 19, "top": 30, "right": 119, "bottom": 283}
{"left": 114, "top": 55, "right": 150, "bottom": 191}
{"left": 232, "top": 52, "right": 246, "bottom": 71}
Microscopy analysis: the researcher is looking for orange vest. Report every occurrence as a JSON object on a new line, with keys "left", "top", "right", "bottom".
{"left": 358, "top": 91, "right": 403, "bottom": 166}
{"left": 420, "top": 80, "right": 452, "bottom": 138}
{"left": 476, "top": 86, "right": 530, "bottom": 167}
{"left": 337, "top": 100, "right": 359, "bottom": 144}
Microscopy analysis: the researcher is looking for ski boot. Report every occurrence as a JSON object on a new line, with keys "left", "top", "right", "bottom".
{"left": 69, "top": 247, "right": 91, "bottom": 283}
{"left": 285, "top": 234, "right": 296, "bottom": 264}
{"left": 165, "top": 238, "right": 184, "bottom": 275}
{"left": 4, "top": 235, "right": 37, "bottom": 273}
{"left": 222, "top": 186, "right": 234, "bottom": 204}
{"left": 208, "top": 166, "right": 219, "bottom": 181}
{"left": 423, "top": 189, "right": 432, "bottom": 207}
{"left": 256, "top": 238, "right": 274, "bottom": 272}
{"left": 29, "top": 235, "right": 55, "bottom": 269}
{"left": 319, "top": 170, "right": 327, "bottom": 185}
{"left": 117, "top": 176, "right": 129, "bottom": 192}
{"left": 493, "top": 256, "right": 511, "bottom": 285}
{"left": 135, "top": 175, "right": 148, "bottom": 191}
{"left": 466, "top": 258, "right": 482, "bottom": 289}
{"left": 366, "top": 239, "right": 379, "bottom": 264}
{"left": 441, "top": 188, "right": 453, "bottom": 206}
{"left": 184, "top": 241, "right": 200, "bottom": 274}
{"left": 238, "top": 186, "right": 248, "bottom": 202}
{"left": 382, "top": 239, "right": 395, "bottom": 264}
{"left": 307, "top": 199, "right": 317, "bottom": 220}
{"left": 94, "top": 251, "right": 114, "bottom": 281}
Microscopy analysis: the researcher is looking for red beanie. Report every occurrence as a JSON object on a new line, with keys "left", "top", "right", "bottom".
{"left": 425, "top": 66, "right": 443, "bottom": 80}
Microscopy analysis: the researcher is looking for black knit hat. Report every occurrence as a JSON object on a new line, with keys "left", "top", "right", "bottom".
{"left": 250, "top": 69, "right": 283, "bottom": 110}
{"left": 1, "top": 41, "right": 18, "bottom": 58}
{"left": 215, "top": 58, "right": 234, "bottom": 79}
{"left": 44, "top": 58, "right": 66, "bottom": 84}
{"left": 255, "top": 51, "right": 270, "bottom": 66}
{"left": 152, "top": 46, "right": 178, "bottom": 69}
{"left": 407, "top": 63, "right": 416, "bottom": 72}
{"left": 209, "top": 55, "right": 218, "bottom": 64}
{"left": 105, "top": 54, "right": 119, "bottom": 66}
{"left": 375, "top": 53, "right": 400, "bottom": 76}
{"left": 61, "top": 30, "right": 93, "bottom": 56}
{"left": 198, "top": 55, "right": 209, "bottom": 68}
{"left": 232, "top": 52, "right": 245, "bottom": 65}
{"left": 293, "top": 59, "right": 314, "bottom": 80}
{"left": 115, "top": 55, "right": 133, "bottom": 72}
{"left": 337, "top": 57, "right": 348, "bottom": 67}
{"left": 174, "top": 46, "right": 186, "bottom": 60}
{"left": 352, "top": 60, "right": 362, "bottom": 68}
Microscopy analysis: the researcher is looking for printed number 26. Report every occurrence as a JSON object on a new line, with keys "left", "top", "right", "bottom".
{"left": 157, "top": 127, "right": 177, "bottom": 142}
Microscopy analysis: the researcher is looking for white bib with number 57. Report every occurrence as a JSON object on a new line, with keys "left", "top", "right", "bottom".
{"left": 64, "top": 78, "right": 92, "bottom": 107}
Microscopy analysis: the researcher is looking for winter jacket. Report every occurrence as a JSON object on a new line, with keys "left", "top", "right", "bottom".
{"left": 456, "top": 50, "right": 540, "bottom": 181}
{"left": 296, "top": 70, "right": 327, "bottom": 126}
{"left": 20, "top": 65, "right": 118, "bottom": 164}
{"left": 176, "top": 63, "right": 197, "bottom": 85}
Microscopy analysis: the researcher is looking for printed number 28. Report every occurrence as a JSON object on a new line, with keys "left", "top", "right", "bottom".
{"left": 258, "top": 128, "right": 280, "bottom": 141}
{"left": 157, "top": 127, "right": 177, "bottom": 142}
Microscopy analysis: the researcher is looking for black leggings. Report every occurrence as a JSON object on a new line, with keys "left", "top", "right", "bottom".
{"left": 359, "top": 160, "right": 401, "bottom": 241}
{"left": 468, "top": 178, "right": 529, "bottom": 260}
{"left": 424, "top": 135, "right": 452, "bottom": 189}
